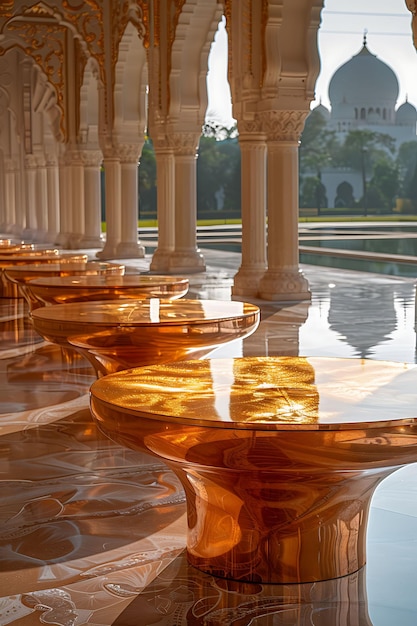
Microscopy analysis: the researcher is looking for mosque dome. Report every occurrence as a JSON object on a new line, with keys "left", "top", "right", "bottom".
{"left": 328, "top": 37, "right": 399, "bottom": 110}
{"left": 311, "top": 101, "right": 330, "bottom": 121}
{"left": 396, "top": 98, "right": 417, "bottom": 126}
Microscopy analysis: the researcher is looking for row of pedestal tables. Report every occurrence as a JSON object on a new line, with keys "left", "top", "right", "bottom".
{"left": 1, "top": 237, "right": 417, "bottom": 624}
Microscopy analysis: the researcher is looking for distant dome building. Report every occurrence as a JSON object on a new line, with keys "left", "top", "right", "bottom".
{"left": 396, "top": 98, "right": 417, "bottom": 127}
{"left": 311, "top": 35, "right": 417, "bottom": 143}
{"left": 305, "top": 35, "right": 417, "bottom": 209}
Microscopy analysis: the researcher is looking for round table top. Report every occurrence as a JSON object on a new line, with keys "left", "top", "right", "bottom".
{"left": 0, "top": 249, "right": 59, "bottom": 260}
{"left": 90, "top": 356, "right": 417, "bottom": 431}
{"left": 26, "top": 274, "right": 189, "bottom": 296}
{"left": 27, "top": 274, "right": 188, "bottom": 289}
{"left": 31, "top": 298, "right": 260, "bottom": 328}
{"left": 0, "top": 252, "right": 86, "bottom": 265}
{"left": 0, "top": 243, "right": 36, "bottom": 254}
{"left": 4, "top": 261, "right": 125, "bottom": 285}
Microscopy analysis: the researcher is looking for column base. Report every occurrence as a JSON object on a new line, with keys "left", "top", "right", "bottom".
{"left": 54, "top": 231, "right": 71, "bottom": 248}
{"left": 232, "top": 267, "right": 266, "bottom": 297}
{"left": 168, "top": 249, "right": 206, "bottom": 274}
{"left": 116, "top": 241, "right": 145, "bottom": 259}
{"left": 22, "top": 228, "right": 48, "bottom": 244}
{"left": 44, "top": 230, "right": 58, "bottom": 245}
{"left": 150, "top": 249, "right": 174, "bottom": 273}
{"left": 258, "top": 269, "right": 311, "bottom": 302}
{"left": 67, "top": 233, "right": 86, "bottom": 249}
{"left": 96, "top": 242, "right": 120, "bottom": 260}
{"left": 81, "top": 235, "right": 104, "bottom": 248}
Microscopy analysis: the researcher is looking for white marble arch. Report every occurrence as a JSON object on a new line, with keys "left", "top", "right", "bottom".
{"left": 0, "top": 47, "right": 60, "bottom": 242}
{"left": 229, "top": 0, "right": 324, "bottom": 301}
{"left": 98, "top": 20, "right": 148, "bottom": 260}
{"left": 79, "top": 57, "right": 103, "bottom": 248}
{"left": 149, "top": 0, "right": 223, "bottom": 274}
{"left": 0, "top": 1, "right": 335, "bottom": 300}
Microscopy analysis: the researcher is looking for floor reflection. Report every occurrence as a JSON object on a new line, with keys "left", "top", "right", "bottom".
{"left": 114, "top": 552, "right": 372, "bottom": 625}
{"left": 1, "top": 252, "right": 417, "bottom": 624}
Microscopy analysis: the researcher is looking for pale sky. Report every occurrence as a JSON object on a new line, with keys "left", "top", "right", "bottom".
{"left": 206, "top": 0, "right": 417, "bottom": 127}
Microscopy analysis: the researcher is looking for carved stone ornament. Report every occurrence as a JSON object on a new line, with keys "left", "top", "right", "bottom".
{"left": 168, "top": 132, "right": 200, "bottom": 156}
{"left": 237, "top": 115, "right": 263, "bottom": 136}
{"left": 405, "top": 0, "right": 417, "bottom": 48}
{"left": 79, "top": 150, "right": 103, "bottom": 168}
{"left": 261, "top": 110, "right": 309, "bottom": 142}
{"left": 4, "top": 158, "right": 18, "bottom": 173}
{"left": 24, "top": 154, "right": 39, "bottom": 169}
{"left": 259, "top": 269, "right": 310, "bottom": 297}
{"left": 114, "top": 143, "right": 142, "bottom": 163}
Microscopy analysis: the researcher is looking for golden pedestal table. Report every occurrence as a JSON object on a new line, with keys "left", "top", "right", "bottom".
{"left": 0, "top": 251, "right": 88, "bottom": 298}
{"left": 90, "top": 356, "right": 417, "bottom": 585}
{"left": 31, "top": 299, "right": 260, "bottom": 377}
{"left": 24, "top": 274, "right": 189, "bottom": 308}
{"left": 4, "top": 261, "right": 125, "bottom": 309}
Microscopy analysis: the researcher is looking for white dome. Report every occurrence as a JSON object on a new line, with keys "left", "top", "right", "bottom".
{"left": 396, "top": 99, "right": 417, "bottom": 125}
{"left": 312, "top": 102, "right": 330, "bottom": 121}
{"left": 328, "top": 41, "right": 399, "bottom": 109}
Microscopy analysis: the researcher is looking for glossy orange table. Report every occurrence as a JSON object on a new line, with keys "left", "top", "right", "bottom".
{"left": 90, "top": 356, "right": 417, "bottom": 584}
{"left": 0, "top": 242, "right": 35, "bottom": 253}
{"left": 24, "top": 274, "right": 189, "bottom": 308}
{"left": 4, "top": 261, "right": 125, "bottom": 309}
{"left": 0, "top": 252, "right": 88, "bottom": 298}
{"left": 31, "top": 299, "right": 260, "bottom": 377}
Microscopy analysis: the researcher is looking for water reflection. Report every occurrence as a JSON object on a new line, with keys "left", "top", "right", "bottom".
{"left": 298, "top": 279, "right": 416, "bottom": 363}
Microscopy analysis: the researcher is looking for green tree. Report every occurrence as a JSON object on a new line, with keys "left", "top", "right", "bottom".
{"left": 333, "top": 129, "right": 395, "bottom": 171}
{"left": 138, "top": 139, "right": 157, "bottom": 218}
{"left": 300, "top": 176, "right": 327, "bottom": 209}
{"left": 396, "top": 140, "right": 417, "bottom": 200}
{"left": 405, "top": 160, "right": 417, "bottom": 212}
{"left": 368, "top": 159, "right": 399, "bottom": 211}
{"left": 299, "top": 109, "right": 339, "bottom": 178}
{"left": 197, "top": 127, "right": 241, "bottom": 217}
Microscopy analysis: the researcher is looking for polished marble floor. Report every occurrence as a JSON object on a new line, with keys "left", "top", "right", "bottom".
{"left": 1, "top": 245, "right": 417, "bottom": 625}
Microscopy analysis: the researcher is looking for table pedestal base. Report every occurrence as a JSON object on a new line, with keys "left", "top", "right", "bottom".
{"left": 169, "top": 462, "right": 394, "bottom": 584}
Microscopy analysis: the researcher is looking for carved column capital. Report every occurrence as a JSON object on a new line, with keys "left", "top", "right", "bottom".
{"left": 45, "top": 154, "right": 58, "bottom": 167}
{"left": 60, "top": 147, "right": 83, "bottom": 166}
{"left": 24, "top": 154, "right": 38, "bottom": 169}
{"left": 168, "top": 132, "right": 200, "bottom": 156}
{"left": 79, "top": 150, "right": 103, "bottom": 168}
{"left": 4, "top": 158, "right": 17, "bottom": 173}
{"left": 237, "top": 115, "right": 266, "bottom": 141}
{"left": 114, "top": 143, "right": 142, "bottom": 164}
{"left": 261, "top": 110, "right": 309, "bottom": 142}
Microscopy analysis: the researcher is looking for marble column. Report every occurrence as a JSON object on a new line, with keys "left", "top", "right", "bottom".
{"left": 68, "top": 155, "right": 86, "bottom": 248}
{"left": 13, "top": 160, "right": 25, "bottom": 236}
{"left": 169, "top": 133, "right": 205, "bottom": 273}
{"left": 3, "top": 160, "right": 16, "bottom": 231}
{"left": 80, "top": 150, "right": 104, "bottom": 249}
{"left": 96, "top": 155, "right": 122, "bottom": 259}
{"left": 259, "top": 111, "right": 310, "bottom": 302}
{"left": 232, "top": 128, "right": 268, "bottom": 297}
{"left": 35, "top": 156, "right": 48, "bottom": 242}
{"left": 45, "top": 156, "right": 60, "bottom": 245}
{"left": 56, "top": 155, "right": 73, "bottom": 248}
{"left": 24, "top": 154, "right": 38, "bottom": 239}
{"left": 116, "top": 144, "right": 145, "bottom": 259}
{"left": 150, "top": 145, "right": 175, "bottom": 272}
